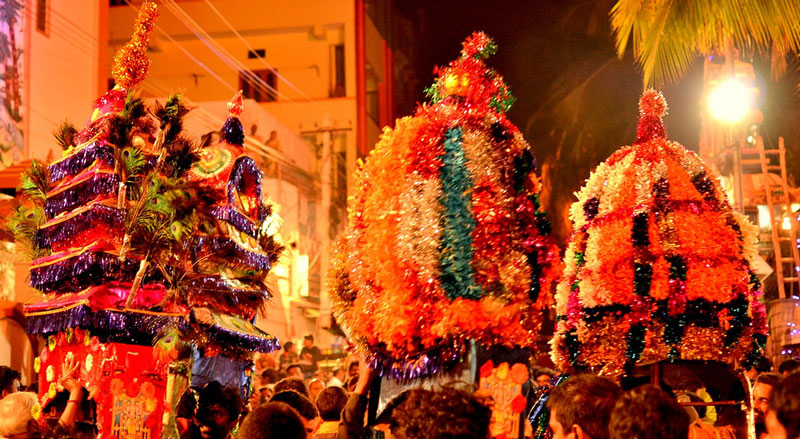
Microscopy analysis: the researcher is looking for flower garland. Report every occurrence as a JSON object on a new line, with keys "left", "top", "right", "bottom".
{"left": 551, "top": 90, "right": 768, "bottom": 377}
{"left": 331, "top": 32, "right": 561, "bottom": 380}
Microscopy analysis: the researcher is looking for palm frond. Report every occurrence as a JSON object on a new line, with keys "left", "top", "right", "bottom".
{"left": 17, "top": 160, "right": 50, "bottom": 205}
{"left": 610, "top": 0, "right": 800, "bottom": 86}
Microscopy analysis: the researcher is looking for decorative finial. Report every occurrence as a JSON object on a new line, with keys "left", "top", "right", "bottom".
{"left": 424, "top": 32, "right": 515, "bottom": 114}
{"left": 634, "top": 89, "right": 668, "bottom": 144}
{"left": 221, "top": 91, "right": 245, "bottom": 146}
{"left": 227, "top": 91, "right": 244, "bottom": 117}
{"left": 111, "top": 1, "right": 158, "bottom": 90}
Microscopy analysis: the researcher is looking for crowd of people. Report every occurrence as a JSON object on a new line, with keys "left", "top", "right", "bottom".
{"left": 1, "top": 342, "right": 800, "bottom": 439}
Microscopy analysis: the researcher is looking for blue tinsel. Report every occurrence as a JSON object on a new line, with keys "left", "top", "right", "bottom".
{"left": 437, "top": 127, "right": 482, "bottom": 300}
{"left": 195, "top": 236, "right": 271, "bottom": 270}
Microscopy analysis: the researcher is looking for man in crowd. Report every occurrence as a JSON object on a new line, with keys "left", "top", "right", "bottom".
{"left": 238, "top": 402, "right": 305, "bottom": 439}
{"left": 753, "top": 372, "right": 783, "bottom": 438}
{"left": 274, "top": 377, "right": 309, "bottom": 397}
{"left": 287, "top": 364, "right": 304, "bottom": 380}
{"left": 314, "top": 386, "right": 348, "bottom": 439}
{"left": 308, "top": 379, "right": 325, "bottom": 405}
{"left": 609, "top": 385, "right": 689, "bottom": 439}
{"left": 0, "top": 366, "right": 21, "bottom": 399}
{"left": 270, "top": 390, "right": 320, "bottom": 439}
{"left": 180, "top": 381, "right": 243, "bottom": 439}
{"left": 327, "top": 369, "right": 345, "bottom": 388}
{"left": 300, "top": 335, "right": 322, "bottom": 377}
{"left": 280, "top": 342, "right": 299, "bottom": 372}
{"left": 547, "top": 374, "right": 622, "bottom": 439}
{"left": 779, "top": 359, "right": 800, "bottom": 377}
{"left": 766, "top": 372, "right": 800, "bottom": 439}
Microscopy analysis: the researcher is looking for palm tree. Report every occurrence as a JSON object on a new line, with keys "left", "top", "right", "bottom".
{"left": 610, "top": 0, "right": 800, "bottom": 87}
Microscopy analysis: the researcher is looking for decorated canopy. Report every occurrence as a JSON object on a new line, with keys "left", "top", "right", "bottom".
{"left": 551, "top": 90, "right": 768, "bottom": 378}
{"left": 330, "top": 32, "right": 561, "bottom": 380}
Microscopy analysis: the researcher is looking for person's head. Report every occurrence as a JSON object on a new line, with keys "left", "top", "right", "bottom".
{"left": 260, "top": 368, "right": 279, "bottom": 386}
{"left": 270, "top": 390, "right": 319, "bottom": 439}
{"left": 547, "top": 374, "right": 622, "bottom": 439}
{"left": 779, "top": 359, "right": 800, "bottom": 377}
{"left": 609, "top": 384, "right": 689, "bottom": 439}
{"left": 238, "top": 402, "right": 305, "bottom": 439}
{"left": 389, "top": 387, "right": 491, "bottom": 439}
{"left": 315, "top": 386, "right": 347, "bottom": 422}
{"left": 753, "top": 372, "right": 783, "bottom": 426}
{"left": 348, "top": 361, "right": 359, "bottom": 377}
{"left": 283, "top": 341, "right": 296, "bottom": 355}
{"left": 332, "top": 369, "right": 345, "bottom": 381}
{"left": 0, "top": 392, "right": 37, "bottom": 439}
{"left": 286, "top": 364, "right": 304, "bottom": 379}
{"left": 532, "top": 366, "right": 556, "bottom": 388}
{"left": 196, "top": 382, "right": 243, "bottom": 439}
{"left": 275, "top": 377, "right": 308, "bottom": 397}
{"left": 307, "top": 379, "right": 324, "bottom": 404}
{"left": 0, "top": 366, "right": 22, "bottom": 399}
{"left": 303, "top": 335, "right": 314, "bottom": 349}
{"left": 766, "top": 372, "right": 800, "bottom": 439}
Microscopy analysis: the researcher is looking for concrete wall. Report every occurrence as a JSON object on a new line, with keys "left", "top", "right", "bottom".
{"left": 25, "top": 0, "right": 107, "bottom": 161}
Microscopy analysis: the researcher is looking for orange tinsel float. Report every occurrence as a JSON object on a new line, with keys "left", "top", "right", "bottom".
{"left": 551, "top": 90, "right": 768, "bottom": 378}
{"left": 330, "top": 32, "right": 561, "bottom": 380}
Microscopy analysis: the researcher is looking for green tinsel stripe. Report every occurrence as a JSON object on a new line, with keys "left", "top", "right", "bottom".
{"left": 438, "top": 126, "right": 482, "bottom": 300}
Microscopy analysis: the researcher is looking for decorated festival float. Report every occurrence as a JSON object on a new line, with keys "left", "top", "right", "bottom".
{"left": 537, "top": 90, "right": 768, "bottom": 436}
{"left": 330, "top": 32, "right": 561, "bottom": 438}
{"left": 10, "top": 3, "right": 283, "bottom": 438}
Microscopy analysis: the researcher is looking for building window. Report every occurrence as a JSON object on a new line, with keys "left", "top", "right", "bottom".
{"left": 240, "top": 69, "right": 277, "bottom": 103}
{"left": 36, "top": 0, "right": 49, "bottom": 35}
{"left": 330, "top": 44, "right": 345, "bottom": 97}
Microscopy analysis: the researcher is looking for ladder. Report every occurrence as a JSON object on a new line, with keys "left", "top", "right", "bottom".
{"left": 742, "top": 136, "right": 800, "bottom": 298}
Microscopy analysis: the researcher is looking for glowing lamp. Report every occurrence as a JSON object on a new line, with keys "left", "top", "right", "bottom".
{"left": 709, "top": 78, "right": 753, "bottom": 123}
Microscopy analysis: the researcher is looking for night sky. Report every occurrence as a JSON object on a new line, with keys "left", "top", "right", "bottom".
{"left": 391, "top": 0, "right": 798, "bottom": 243}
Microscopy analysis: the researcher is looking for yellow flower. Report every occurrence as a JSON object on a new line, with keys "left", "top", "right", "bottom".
{"left": 46, "top": 365, "right": 54, "bottom": 383}
{"left": 34, "top": 357, "right": 41, "bottom": 373}
{"left": 48, "top": 382, "right": 57, "bottom": 399}
{"left": 85, "top": 354, "right": 93, "bottom": 372}
{"left": 65, "top": 328, "right": 74, "bottom": 343}
{"left": 31, "top": 403, "right": 42, "bottom": 421}
{"left": 48, "top": 336, "right": 56, "bottom": 351}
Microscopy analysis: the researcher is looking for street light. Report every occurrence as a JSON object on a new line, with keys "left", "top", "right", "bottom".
{"left": 709, "top": 78, "right": 753, "bottom": 123}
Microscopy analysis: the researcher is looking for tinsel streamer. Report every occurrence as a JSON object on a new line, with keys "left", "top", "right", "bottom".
{"left": 365, "top": 339, "right": 468, "bottom": 382}
{"left": 195, "top": 236, "right": 271, "bottom": 270}
{"left": 35, "top": 203, "right": 124, "bottom": 249}
{"left": 227, "top": 157, "right": 266, "bottom": 221}
{"left": 30, "top": 250, "right": 122, "bottom": 293}
{"left": 438, "top": 127, "right": 482, "bottom": 300}
{"left": 186, "top": 276, "right": 271, "bottom": 318}
{"left": 212, "top": 205, "right": 258, "bottom": 238}
{"left": 48, "top": 142, "right": 115, "bottom": 183}
{"left": 190, "top": 310, "right": 280, "bottom": 353}
{"left": 25, "top": 305, "right": 186, "bottom": 342}
{"left": 44, "top": 171, "right": 119, "bottom": 217}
